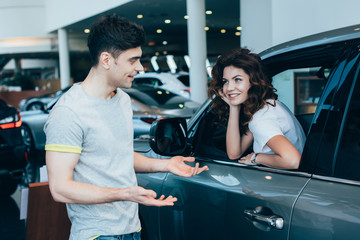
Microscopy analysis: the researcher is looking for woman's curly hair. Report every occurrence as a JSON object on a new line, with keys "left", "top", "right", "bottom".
{"left": 208, "top": 48, "right": 277, "bottom": 134}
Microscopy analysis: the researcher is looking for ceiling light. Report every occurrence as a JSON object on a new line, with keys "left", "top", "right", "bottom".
{"left": 237, "top": 26, "right": 242, "bottom": 31}
{"left": 235, "top": 32, "right": 241, "bottom": 36}
{"left": 137, "top": 14, "right": 143, "bottom": 19}
{"left": 204, "top": 27, "right": 209, "bottom": 31}
{"left": 164, "top": 19, "right": 171, "bottom": 24}
{"left": 162, "top": 41, "right": 168, "bottom": 45}
{"left": 184, "top": 15, "right": 189, "bottom": 19}
{"left": 155, "top": 52, "right": 160, "bottom": 56}
{"left": 148, "top": 41, "right": 155, "bottom": 46}
{"left": 163, "top": 51, "right": 168, "bottom": 55}
{"left": 156, "top": 29, "right": 162, "bottom": 34}
{"left": 205, "top": 10, "right": 212, "bottom": 15}
{"left": 220, "top": 29, "right": 226, "bottom": 33}
{"left": 84, "top": 29, "right": 90, "bottom": 33}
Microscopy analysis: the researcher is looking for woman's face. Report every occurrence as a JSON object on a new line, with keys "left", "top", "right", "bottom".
{"left": 222, "top": 66, "right": 251, "bottom": 105}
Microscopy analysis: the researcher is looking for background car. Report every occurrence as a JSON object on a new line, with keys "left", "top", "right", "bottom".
{"left": 18, "top": 86, "right": 71, "bottom": 111}
{"left": 135, "top": 25, "right": 360, "bottom": 239}
{"left": 133, "top": 72, "right": 191, "bottom": 98}
{"left": 0, "top": 99, "right": 27, "bottom": 195}
{"left": 123, "top": 85, "right": 200, "bottom": 118}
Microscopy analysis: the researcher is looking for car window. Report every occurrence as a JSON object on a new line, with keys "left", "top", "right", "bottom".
{"left": 177, "top": 74, "right": 190, "bottom": 87}
{"left": 191, "top": 108, "right": 230, "bottom": 160}
{"left": 190, "top": 43, "right": 353, "bottom": 172}
{"left": 133, "top": 77, "right": 163, "bottom": 86}
{"left": 333, "top": 50, "right": 360, "bottom": 181}
{"left": 299, "top": 52, "right": 349, "bottom": 173}
{"left": 305, "top": 44, "right": 360, "bottom": 176}
{"left": 272, "top": 67, "right": 328, "bottom": 115}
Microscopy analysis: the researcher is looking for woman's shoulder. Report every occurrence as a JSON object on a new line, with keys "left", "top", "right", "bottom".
{"left": 252, "top": 99, "right": 289, "bottom": 122}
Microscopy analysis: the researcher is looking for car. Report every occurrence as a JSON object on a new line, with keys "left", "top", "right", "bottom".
{"left": 124, "top": 85, "right": 200, "bottom": 118}
{"left": 135, "top": 24, "right": 360, "bottom": 240}
{"left": 0, "top": 99, "right": 27, "bottom": 195}
{"left": 133, "top": 72, "right": 191, "bottom": 98}
{"left": 18, "top": 86, "right": 71, "bottom": 111}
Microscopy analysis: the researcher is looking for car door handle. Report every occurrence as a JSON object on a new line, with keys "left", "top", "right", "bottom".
{"left": 244, "top": 206, "right": 284, "bottom": 230}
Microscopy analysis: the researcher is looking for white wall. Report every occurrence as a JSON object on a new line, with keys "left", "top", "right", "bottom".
{"left": 271, "top": 0, "right": 360, "bottom": 47}
{"left": 0, "top": 0, "right": 47, "bottom": 39}
{"left": 241, "top": 0, "right": 360, "bottom": 53}
{"left": 45, "top": 0, "right": 132, "bottom": 32}
{"left": 240, "top": 0, "right": 272, "bottom": 53}
{"left": 272, "top": 70, "right": 295, "bottom": 112}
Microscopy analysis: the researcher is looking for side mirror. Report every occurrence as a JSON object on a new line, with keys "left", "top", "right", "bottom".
{"left": 149, "top": 118, "right": 187, "bottom": 156}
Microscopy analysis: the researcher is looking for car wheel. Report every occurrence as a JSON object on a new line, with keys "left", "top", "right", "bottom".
{"left": 26, "top": 102, "right": 44, "bottom": 111}
{"left": 22, "top": 161, "right": 40, "bottom": 185}
{"left": 20, "top": 125, "right": 40, "bottom": 185}
{"left": 21, "top": 125, "right": 33, "bottom": 154}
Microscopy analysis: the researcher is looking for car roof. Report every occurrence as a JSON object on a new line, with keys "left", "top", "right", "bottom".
{"left": 258, "top": 24, "right": 360, "bottom": 78}
{"left": 260, "top": 23, "right": 360, "bottom": 60}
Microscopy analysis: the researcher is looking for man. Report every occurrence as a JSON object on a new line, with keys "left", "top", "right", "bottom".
{"left": 44, "top": 15, "right": 208, "bottom": 240}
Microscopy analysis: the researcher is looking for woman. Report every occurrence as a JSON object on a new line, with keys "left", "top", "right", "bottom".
{"left": 208, "top": 48, "right": 306, "bottom": 169}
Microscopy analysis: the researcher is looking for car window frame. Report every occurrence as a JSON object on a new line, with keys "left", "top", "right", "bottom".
{"left": 330, "top": 44, "right": 360, "bottom": 182}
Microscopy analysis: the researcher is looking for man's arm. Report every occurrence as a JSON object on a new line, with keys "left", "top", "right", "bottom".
{"left": 133, "top": 152, "right": 209, "bottom": 177}
{"left": 46, "top": 151, "right": 177, "bottom": 206}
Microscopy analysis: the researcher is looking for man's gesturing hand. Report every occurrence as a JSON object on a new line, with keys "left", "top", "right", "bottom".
{"left": 127, "top": 186, "right": 177, "bottom": 206}
{"left": 167, "top": 156, "right": 209, "bottom": 177}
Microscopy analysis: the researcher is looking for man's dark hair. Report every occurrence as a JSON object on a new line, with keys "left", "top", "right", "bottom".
{"left": 87, "top": 14, "right": 145, "bottom": 66}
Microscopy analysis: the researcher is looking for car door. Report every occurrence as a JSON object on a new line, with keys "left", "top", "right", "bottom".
{"left": 155, "top": 105, "right": 311, "bottom": 240}
{"left": 290, "top": 42, "right": 360, "bottom": 240}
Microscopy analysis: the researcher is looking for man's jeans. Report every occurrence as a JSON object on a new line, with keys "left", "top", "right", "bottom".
{"left": 94, "top": 231, "right": 141, "bottom": 240}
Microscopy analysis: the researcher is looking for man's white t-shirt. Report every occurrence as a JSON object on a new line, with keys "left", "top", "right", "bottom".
{"left": 249, "top": 100, "right": 306, "bottom": 155}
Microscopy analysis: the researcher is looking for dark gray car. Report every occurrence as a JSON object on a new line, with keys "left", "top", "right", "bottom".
{"left": 135, "top": 24, "right": 360, "bottom": 240}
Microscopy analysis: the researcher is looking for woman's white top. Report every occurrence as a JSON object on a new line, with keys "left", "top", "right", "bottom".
{"left": 248, "top": 100, "right": 306, "bottom": 155}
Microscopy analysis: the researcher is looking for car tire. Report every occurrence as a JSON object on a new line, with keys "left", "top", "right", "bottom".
{"left": 20, "top": 125, "right": 40, "bottom": 185}
{"left": 26, "top": 102, "right": 44, "bottom": 111}
{"left": 21, "top": 125, "right": 33, "bottom": 154}
{"left": 22, "top": 161, "right": 40, "bottom": 186}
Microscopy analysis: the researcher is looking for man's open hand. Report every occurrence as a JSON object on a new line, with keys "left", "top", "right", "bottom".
{"left": 166, "top": 156, "right": 209, "bottom": 177}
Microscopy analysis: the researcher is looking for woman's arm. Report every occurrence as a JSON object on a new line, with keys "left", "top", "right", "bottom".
{"left": 226, "top": 105, "right": 253, "bottom": 159}
{"left": 239, "top": 135, "right": 301, "bottom": 169}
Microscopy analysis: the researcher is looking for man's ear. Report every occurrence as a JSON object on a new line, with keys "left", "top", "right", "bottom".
{"left": 99, "top": 52, "right": 111, "bottom": 70}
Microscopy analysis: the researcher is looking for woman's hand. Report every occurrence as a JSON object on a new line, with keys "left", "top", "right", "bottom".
{"left": 218, "top": 89, "right": 231, "bottom": 105}
{"left": 238, "top": 152, "right": 258, "bottom": 166}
